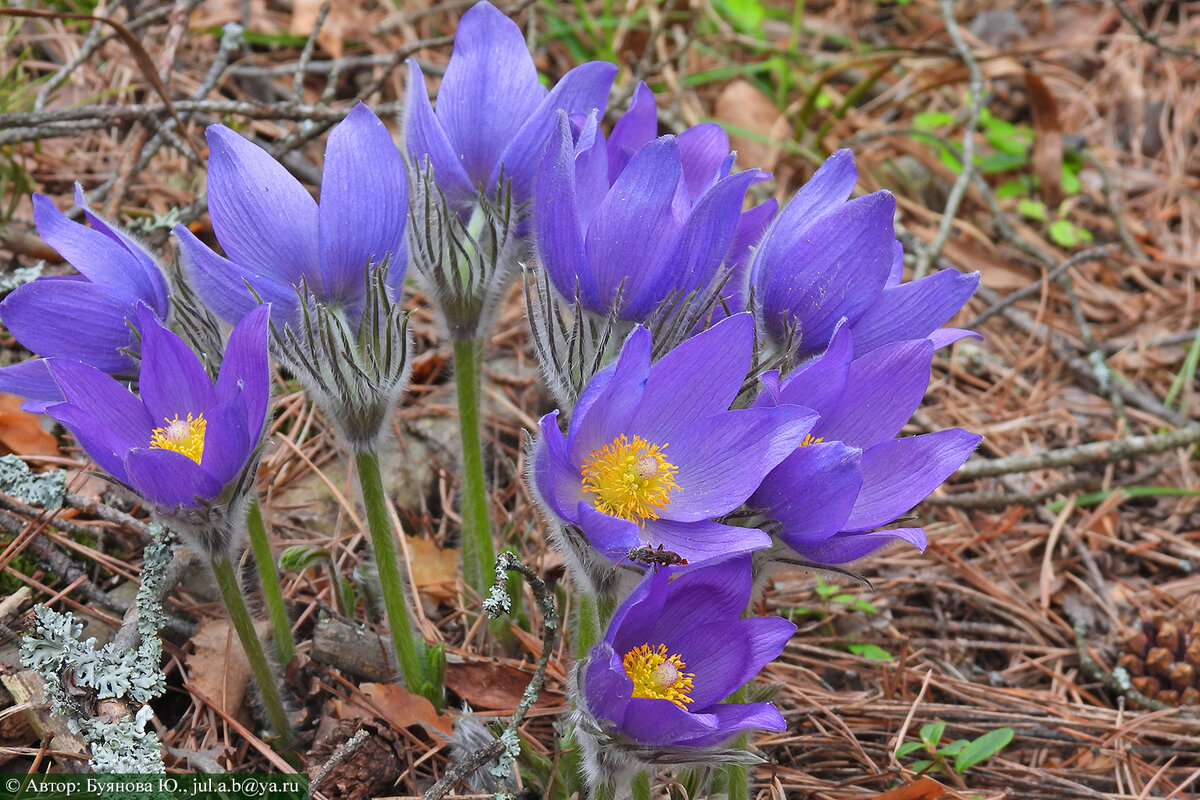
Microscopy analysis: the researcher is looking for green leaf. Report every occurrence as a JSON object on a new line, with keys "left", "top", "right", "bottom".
{"left": 914, "top": 111, "right": 955, "bottom": 129}
{"left": 1017, "top": 199, "right": 1047, "bottom": 221}
{"left": 851, "top": 598, "right": 879, "bottom": 615}
{"left": 717, "top": 0, "right": 765, "bottom": 31}
{"left": 939, "top": 739, "right": 970, "bottom": 756}
{"left": 846, "top": 642, "right": 894, "bottom": 661}
{"left": 954, "top": 728, "right": 1013, "bottom": 773}
{"left": 976, "top": 150, "right": 1028, "bottom": 174}
{"left": 278, "top": 545, "right": 330, "bottom": 572}
{"left": 896, "top": 741, "right": 925, "bottom": 757}
{"left": 1048, "top": 219, "right": 1081, "bottom": 247}
{"left": 919, "top": 721, "right": 946, "bottom": 748}
{"left": 1061, "top": 166, "right": 1081, "bottom": 195}
{"left": 995, "top": 178, "right": 1030, "bottom": 199}
{"left": 910, "top": 759, "right": 933, "bottom": 774}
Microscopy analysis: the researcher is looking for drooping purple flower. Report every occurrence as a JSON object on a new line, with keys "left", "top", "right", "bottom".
{"left": 534, "top": 103, "right": 772, "bottom": 322}
{"left": 44, "top": 304, "right": 270, "bottom": 544}
{"left": 0, "top": 187, "right": 170, "bottom": 411}
{"left": 404, "top": 1, "right": 617, "bottom": 211}
{"left": 576, "top": 557, "right": 794, "bottom": 772}
{"left": 750, "top": 325, "right": 982, "bottom": 564}
{"left": 531, "top": 313, "right": 817, "bottom": 582}
{"left": 748, "top": 149, "right": 979, "bottom": 357}
{"left": 174, "top": 103, "right": 407, "bottom": 328}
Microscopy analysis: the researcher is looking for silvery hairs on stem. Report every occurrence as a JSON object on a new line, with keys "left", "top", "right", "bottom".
{"left": 269, "top": 261, "right": 412, "bottom": 451}
{"left": 524, "top": 266, "right": 738, "bottom": 410}
{"left": 406, "top": 161, "right": 523, "bottom": 342}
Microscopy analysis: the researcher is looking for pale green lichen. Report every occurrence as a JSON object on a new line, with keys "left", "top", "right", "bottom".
{"left": 0, "top": 454, "right": 65, "bottom": 509}
{"left": 20, "top": 527, "right": 175, "bottom": 773}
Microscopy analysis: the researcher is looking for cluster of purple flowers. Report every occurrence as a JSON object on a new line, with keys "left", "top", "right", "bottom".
{"left": 0, "top": 0, "right": 982, "bottom": 787}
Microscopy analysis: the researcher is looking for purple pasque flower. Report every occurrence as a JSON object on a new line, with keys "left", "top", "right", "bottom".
{"left": 404, "top": 1, "right": 616, "bottom": 211}
{"left": 749, "top": 324, "right": 982, "bottom": 564}
{"left": 748, "top": 149, "right": 979, "bottom": 357}
{"left": 174, "top": 103, "right": 407, "bottom": 328}
{"left": 532, "top": 313, "right": 817, "bottom": 581}
{"left": 534, "top": 106, "right": 771, "bottom": 322}
{"left": 0, "top": 186, "right": 170, "bottom": 412}
{"left": 576, "top": 556, "right": 794, "bottom": 772}
{"left": 44, "top": 304, "right": 270, "bottom": 549}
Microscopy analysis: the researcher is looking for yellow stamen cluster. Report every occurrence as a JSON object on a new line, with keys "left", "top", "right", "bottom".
{"left": 149, "top": 413, "right": 207, "bottom": 465}
{"left": 622, "top": 643, "right": 695, "bottom": 709}
{"left": 580, "top": 434, "right": 680, "bottom": 524}
{"left": 799, "top": 434, "right": 824, "bottom": 447}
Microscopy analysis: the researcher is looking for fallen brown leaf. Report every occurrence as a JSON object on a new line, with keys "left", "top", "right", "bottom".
{"left": 408, "top": 536, "right": 461, "bottom": 603}
{"left": 870, "top": 776, "right": 950, "bottom": 800}
{"left": 444, "top": 659, "right": 563, "bottom": 712}
{"left": 0, "top": 394, "right": 58, "bottom": 456}
{"left": 335, "top": 682, "right": 453, "bottom": 737}
{"left": 714, "top": 79, "right": 791, "bottom": 172}
{"left": 186, "top": 618, "right": 257, "bottom": 717}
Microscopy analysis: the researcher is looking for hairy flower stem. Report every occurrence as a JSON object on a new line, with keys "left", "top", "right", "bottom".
{"left": 209, "top": 553, "right": 297, "bottom": 750}
{"left": 452, "top": 337, "right": 495, "bottom": 605}
{"left": 574, "top": 593, "right": 603, "bottom": 659}
{"left": 355, "top": 448, "right": 435, "bottom": 705}
{"left": 724, "top": 686, "right": 751, "bottom": 800}
{"left": 631, "top": 771, "right": 653, "bottom": 800}
{"left": 246, "top": 499, "right": 295, "bottom": 666}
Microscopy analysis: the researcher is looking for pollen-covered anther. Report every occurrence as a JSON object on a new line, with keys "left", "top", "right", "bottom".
{"left": 580, "top": 434, "right": 680, "bottom": 524}
{"left": 622, "top": 643, "right": 695, "bottom": 709}
{"left": 149, "top": 413, "right": 207, "bottom": 465}
{"left": 799, "top": 433, "right": 824, "bottom": 447}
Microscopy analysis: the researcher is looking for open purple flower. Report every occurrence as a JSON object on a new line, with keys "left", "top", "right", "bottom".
{"left": 576, "top": 557, "right": 794, "bottom": 770}
{"left": 0, "top": 187, "right": 170, "bottom": 412}
{"left": 174, "top": 103, "right": 407, "bottom": 328}
{"left": 44, "top": 304, "right": 270, "bottom": 531}
{"left": 404, "top": 1, "right": 616, "bottom": 211}
{"left": 750, "top": 325, "right": 981, "bottom": 564}
{"left": 532, "top": 313, "right": 817, "bottom": 578}
{"left": 534, "top": 107, "right": 771, "bottom": 321}
{"left": 748, "top": 149, "right": 979, "bottom": 357}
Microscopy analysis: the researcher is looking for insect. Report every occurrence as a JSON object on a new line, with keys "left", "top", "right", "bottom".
{"left": 612, "top": 544, "right": 689, "bottom": 571}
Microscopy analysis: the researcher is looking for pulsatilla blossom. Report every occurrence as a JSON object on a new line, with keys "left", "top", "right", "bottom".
{"left": 404, "top": 1, "right": 616, "bottom": 210}
{"left": 44, "top": 305, "right": 270, "bottom": 550}
{"left": 0, "top": 187, "right": 170, "bottom": 411}
{"left": 534, "top": 107, "right": 770, "bottom": 322}
{"left": 532, "top": 313, "right": 817, "bottom": 578}
{"left": 575, "top": 557, "right": 794, "bottom": 775}
{"left": 748, "top": 149, "right": 979, "bottom": 357}
{"left": 174, "top": 103, "right": 407, "bottom": 328}
{"left": 750, "top": 325, "right": 982, "bottom": 564}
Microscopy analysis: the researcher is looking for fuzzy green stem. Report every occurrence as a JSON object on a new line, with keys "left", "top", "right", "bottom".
{"left": 574, "top": 592, "right": 603, "bottom": 659}
{"left": 592, "top": 781, "right": 617, "bottom": 800}
{"left": 724, "top": 686, "right": 750, "bottom": 800}
{"left": 209, "top": 553, "right": 297, "bottom": 750}
{"left": 354, "top": 448, "right": 434, "bottom": 704}
{"left": 631, "top": 771, "right": 653, "bottom": 800}
{"left": 452, "top": 337, "right": 495, "bottom": 603}
{"left": 245, "top": 499, "right": 295, "bottom": 665}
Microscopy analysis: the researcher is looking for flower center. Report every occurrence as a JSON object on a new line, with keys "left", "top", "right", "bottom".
{"left": 799, "top": 434, "right": 824, "bottom": 447}
{"left": 622, "top": 643, "right": 695, "bottom": 709}
{"left": 149, "top": 413, "right": 207, "bottom": 465}
{"left": 580, "top": 435, "right": 680, "bottom": 524}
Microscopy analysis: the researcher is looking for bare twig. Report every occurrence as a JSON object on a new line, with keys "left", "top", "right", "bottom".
{"left": 956, "top": 424, "right": 1200, "bottom": 479}
{"left": 423, "top": 552, "right": 558, "bottom": 800}
{"left": 311, "top": 729, "right": 371, "bottom": 794}
{"left": 913, "top": 0, "right": 984, "bottom": 278}
{"left": 1111, "top": 0, "right": 1200, "bottom": 60}
{"left": 966, "top": 246, "right": 1114, "bottom": 329}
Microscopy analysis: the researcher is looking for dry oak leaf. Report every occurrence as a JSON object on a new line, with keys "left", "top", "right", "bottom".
{"left": 0, "top": 394, "right": 58, "bottom": 456}
{"left": 335, "top": 682, "right": 453, "bottom": 737}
